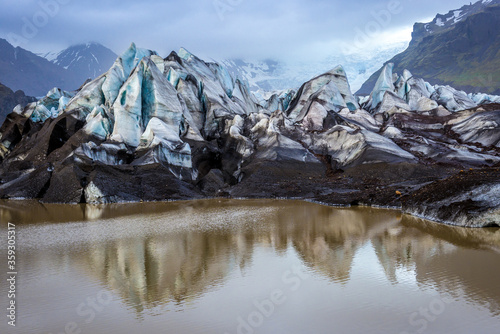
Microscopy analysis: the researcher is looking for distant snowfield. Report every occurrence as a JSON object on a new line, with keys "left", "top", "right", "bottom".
{"left": 222, "top": 41, "right": 409, "bottom": 94}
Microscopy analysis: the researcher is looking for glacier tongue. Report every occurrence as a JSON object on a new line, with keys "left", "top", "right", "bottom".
{"left": 59, "top": 44, "right": 265, "bottom": 182}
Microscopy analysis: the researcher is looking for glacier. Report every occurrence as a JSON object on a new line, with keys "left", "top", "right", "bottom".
{"left": 0, "top": 43, "right": 499, "bottom": 227}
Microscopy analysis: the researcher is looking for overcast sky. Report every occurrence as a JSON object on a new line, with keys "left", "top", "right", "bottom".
{"left": 0, "top": 0, "right": 475, "bottom": 61}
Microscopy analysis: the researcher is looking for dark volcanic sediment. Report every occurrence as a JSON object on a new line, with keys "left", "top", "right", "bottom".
{"left": 0, "top": 44, "right": 499, "bottom": 227}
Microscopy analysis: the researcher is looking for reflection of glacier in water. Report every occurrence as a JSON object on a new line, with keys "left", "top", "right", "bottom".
{"left": 2, "top": 199, "right": 500, "bottom": 333}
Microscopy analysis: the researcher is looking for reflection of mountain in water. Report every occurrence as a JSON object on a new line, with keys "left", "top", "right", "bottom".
{"left": 6, "top": 199, "right": 500, "bottom": 316}
{"left": 400, "top": 218, "right": 500, "bottom": 316}
{"left": 282, "top": 207, "right": 400, "bottom": 283}
{"left": 86, "top": 234, "right": 244, "bottom": 312}
{"left": 369, "top": 216, "right": 500, "bottom": 316}
{"left": 76, "top": 203, "right": 399, "bottom": 311}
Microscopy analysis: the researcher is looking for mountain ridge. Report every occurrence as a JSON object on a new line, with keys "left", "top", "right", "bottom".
{"left": 0, "top": 38, "right": 77, "bottom": 97}
{"left": 0, "top": 39, "right": 117, "bottom": 96}
{"left": 41, "top": 42, "right": 118, "bottom": 86}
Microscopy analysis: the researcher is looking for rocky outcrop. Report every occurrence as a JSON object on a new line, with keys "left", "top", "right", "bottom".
{"left": 0, "top": 44, "right": 499, "bottom": 227}
{"left": 402, "top": 168, "right": 500, "bottom": 227}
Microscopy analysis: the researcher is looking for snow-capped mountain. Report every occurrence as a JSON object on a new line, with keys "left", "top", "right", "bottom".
{"left": 222, "top": 42, "right": 408, "bottom": 93}
{"left": 40, "top": 42, "right": 117, "bottom": 87}
{"left": 0, "top": 40, "right": 118, "bottom": 97}
{"left": 0, "top": 38, "right": 76, "bottom": 97}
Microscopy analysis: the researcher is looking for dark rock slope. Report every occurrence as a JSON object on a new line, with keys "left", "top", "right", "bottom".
{"left": 0, "top": 44, "right": 498, "bottom": 227}
{"left": 0, "top": 83, "right": 36, "bottom": 124}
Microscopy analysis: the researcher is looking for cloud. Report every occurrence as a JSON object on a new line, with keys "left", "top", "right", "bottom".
{"left": 0, "top": 0, "right": 474, "bottom": 61}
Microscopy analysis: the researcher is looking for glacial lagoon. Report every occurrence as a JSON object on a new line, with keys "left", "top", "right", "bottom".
{"left": 1, "top": 199, "right": 500, "bottom": 334}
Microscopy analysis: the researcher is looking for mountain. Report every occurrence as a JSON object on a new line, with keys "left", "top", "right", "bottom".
{"left": 0, "top": 39, "right": 117, "bottom": 97}
{"left": 0, "top": 82, "right": 36, "bottom": 124}
{"left": 0, "top": 38, "right": 78, "bottom": 97}
{"left": 0, "top": 43, "right": 498, "bottom": 227}
{"left": 41, "top": 43, "right": 118, "bottom": 87}
{"left": 358, "top": 0, "right": 500, "bottom": 95}
{"left": 222, "top": 42, "right": 408, "bottom": 93}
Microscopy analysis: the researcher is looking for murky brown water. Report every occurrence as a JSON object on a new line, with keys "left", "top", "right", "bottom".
{"left": 1, "top": 199, "right": 500, "bottom": 334}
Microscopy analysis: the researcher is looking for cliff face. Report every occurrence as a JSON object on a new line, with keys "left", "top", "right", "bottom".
{"left": 358, "top": 4, "right": 500, "bottom": 95}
